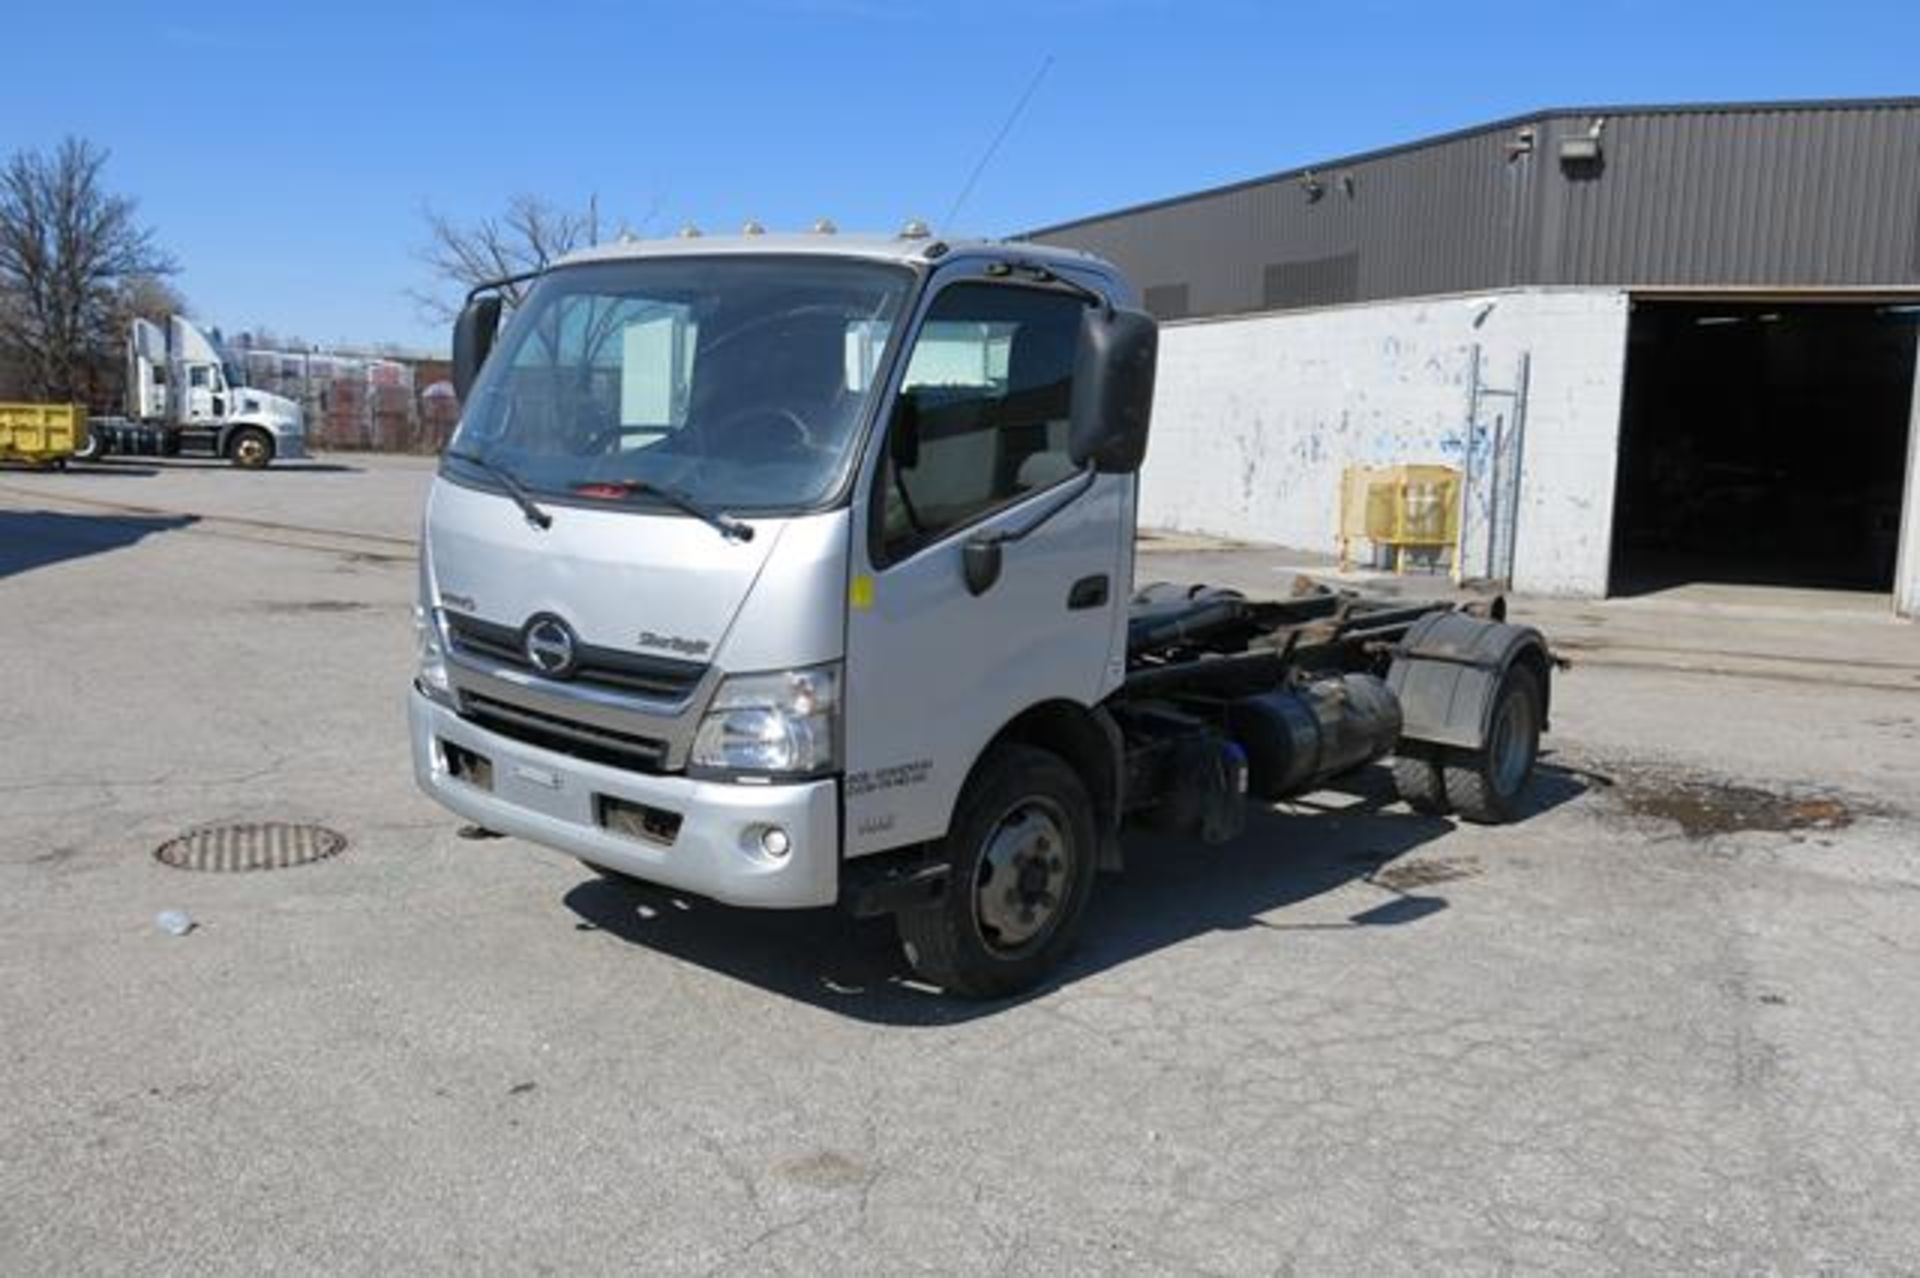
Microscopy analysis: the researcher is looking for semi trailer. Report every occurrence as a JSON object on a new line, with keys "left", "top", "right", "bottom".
{"left": 77, "top": 315, "right": 306, "bottom": 468}
{"left": 409, "top": 228, "right": 1555, "bottom": 996}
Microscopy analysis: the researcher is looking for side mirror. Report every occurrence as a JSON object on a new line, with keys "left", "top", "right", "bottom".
{"left": 888, "top": 392, "right": 921, "bottom": 470}
{"left": 452, "top": 294, "right": 504, "bottom": 402}
{"left": 962, "top": 534, "right": 1003, "bottom": 596}
{"left": 1067, "top": 306, "right": 1158, "bottom": 474}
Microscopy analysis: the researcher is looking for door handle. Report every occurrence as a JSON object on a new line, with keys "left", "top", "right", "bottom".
{"left": 1067, "top": 574, "right": 1110, "bottom": 610}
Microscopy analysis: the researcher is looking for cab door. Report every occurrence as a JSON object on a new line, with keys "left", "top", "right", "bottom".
{"left": 841, "top": 266, "right": 1133, "bottom": 857}
{"left": 182, "top": 364, "right": 217, "bottom": 422}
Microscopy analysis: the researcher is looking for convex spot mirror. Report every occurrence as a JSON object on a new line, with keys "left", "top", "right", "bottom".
{"left": 1068, "top": 306, "right": 1158, "bottom": 474}
{"left": 452, "top": 294, "right": 504, "bottom": 402}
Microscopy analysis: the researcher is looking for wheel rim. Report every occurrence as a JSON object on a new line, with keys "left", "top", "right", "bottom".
{"left": 1489, "top": 683, "right": 1537, "bottom": 796}
{"left": 236, "top": 436, "right": 267, "bottom": 465}
{"left": 971, "top": 797, "right": 1073, "bottom": 956}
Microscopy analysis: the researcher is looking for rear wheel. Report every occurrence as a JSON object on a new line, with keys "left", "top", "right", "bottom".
{"left": 1391, "top": 745, "right": 1451, "bottom": 815}
{"left": 229, "top": 427, "right": 274, "bottom": 469}
{"left": 896, "top": 745, "right": 1097, "bottom": 998}
{"left": 1443, "top": 665, "right": 1543, "bottom": 824}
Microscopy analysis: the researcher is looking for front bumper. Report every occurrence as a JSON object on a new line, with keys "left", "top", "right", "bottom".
{"left": 409, "top": 687, "right": 840, "bottom": 908}
{"left": 275, "top": 431, "right": 307, "bottom": 460}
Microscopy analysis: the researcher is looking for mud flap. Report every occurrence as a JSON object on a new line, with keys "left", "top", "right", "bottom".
{"left": 1386, "top": 611, "right": 1553, "bottom": 751}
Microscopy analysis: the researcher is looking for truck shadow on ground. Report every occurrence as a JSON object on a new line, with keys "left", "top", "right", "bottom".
{"left": 0, "top": 508, "right": 198, "bottom": 580}
{"left": 563, "top": 761, "right": 1590, "bottom": 1025}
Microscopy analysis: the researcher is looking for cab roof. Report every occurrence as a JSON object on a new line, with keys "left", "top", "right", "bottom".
{"left": 554, "top": 231, "right": 1108, "bottom": 273}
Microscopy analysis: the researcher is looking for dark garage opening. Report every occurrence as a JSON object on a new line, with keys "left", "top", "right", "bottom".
{"left": 1611, "top": 300, "right": 1916, "bottom": 595}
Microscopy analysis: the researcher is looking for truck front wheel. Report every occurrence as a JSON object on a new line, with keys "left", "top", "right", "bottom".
{"left": 896, "top": 744, "right": 1098, "bottom": 999}
{"left": 229, "top": 427, "right": 275, "bottom": 469}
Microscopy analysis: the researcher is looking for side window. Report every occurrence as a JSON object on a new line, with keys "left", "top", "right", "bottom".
{"left": 878, "top": 282, "right": 1083, "bottom": 563}
{"left": 188, "top": 366, "right": 209, "bottom": 388}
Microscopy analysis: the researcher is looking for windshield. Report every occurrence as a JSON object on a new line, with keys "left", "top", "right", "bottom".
{"left": 221, "top": 362, "right": 247, "bottom": 391}
{"left": 446, "top": 256, "right": 914, "bottom": 514}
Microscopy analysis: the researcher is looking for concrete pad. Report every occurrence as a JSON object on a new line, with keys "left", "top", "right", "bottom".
{"left": 2, "top": 454, "right": 1918, "bottom": 1272}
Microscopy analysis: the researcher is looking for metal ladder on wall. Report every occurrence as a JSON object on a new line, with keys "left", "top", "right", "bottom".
{"left": 1455, "top": 344, "right": 1532, "bottom": 588}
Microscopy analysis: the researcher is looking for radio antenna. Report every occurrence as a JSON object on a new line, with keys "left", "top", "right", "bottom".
{"left": 942, "top": 54, "right": 1055, "bottom": 232}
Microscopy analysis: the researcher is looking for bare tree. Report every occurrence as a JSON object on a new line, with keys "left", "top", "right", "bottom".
{"left": 0, "top": 138, "right": 178, "bottom": 403}
{"left": 409, "top": 194, "right": 608, "bottom": 322}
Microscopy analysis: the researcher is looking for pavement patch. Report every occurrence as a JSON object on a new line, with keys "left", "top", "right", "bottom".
{"left": 1603, "top": 767, "right": 1862, "bottom": 841}
{"left": 259, "top": 599, "right": 372, "bottom": 614}
{"left": 1371, "top": 856, "right": 1481, "bottom": 890}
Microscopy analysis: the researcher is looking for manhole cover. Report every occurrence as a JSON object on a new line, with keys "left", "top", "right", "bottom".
{"left": 154, "top": 822, "right": 347, "bottom": 872}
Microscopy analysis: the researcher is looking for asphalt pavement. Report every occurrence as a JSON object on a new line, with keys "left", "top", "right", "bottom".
{"left": 3, "top": 454, "right": 1918, "bottom": 1274}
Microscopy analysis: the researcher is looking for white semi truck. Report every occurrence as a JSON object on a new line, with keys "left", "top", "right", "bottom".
{"left": 409, "top": 229, "right": 1555, "bottom": 996}
{"left": 78, "top": 315, "right": 306, "bottom": 468}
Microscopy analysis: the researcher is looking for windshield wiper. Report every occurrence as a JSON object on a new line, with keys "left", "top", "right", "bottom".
{"left": 445, "top": 448, "right": 552, "bottom": 530}
{"left": 571, "top": 479, "right": 754, "bottom": 542}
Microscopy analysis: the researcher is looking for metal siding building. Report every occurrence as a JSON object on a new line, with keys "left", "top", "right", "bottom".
{"left": 1027, "top": 100, "right": 1920, "bottom": 319}
{"left": 1025, "top": 99, "right": 1920, "bottom": 616}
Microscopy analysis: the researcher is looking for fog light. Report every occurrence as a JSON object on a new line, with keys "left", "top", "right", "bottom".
{"left": 759, "top": 826, "right": 791, "bottom": 859}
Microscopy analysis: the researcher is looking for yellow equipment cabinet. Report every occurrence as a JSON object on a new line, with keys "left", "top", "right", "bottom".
{"left": 0, "top": 403, "right": 86, "bottom": 468}
{"left": 1338, "top": 464, "right": 1461, "bottom": 573}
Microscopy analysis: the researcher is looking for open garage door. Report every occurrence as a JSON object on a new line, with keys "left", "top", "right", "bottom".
{"left": 1610, "top": 300, "right": 1916, "bottom": 596}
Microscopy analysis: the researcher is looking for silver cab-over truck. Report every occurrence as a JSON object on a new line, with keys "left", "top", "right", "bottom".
{"left": 410, "top": 228, "right": 1554, "bottom": 996}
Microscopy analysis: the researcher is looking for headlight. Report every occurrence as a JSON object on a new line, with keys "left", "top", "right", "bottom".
{"left": 414, "top": 604, "right": 454, "bottom": 705}
{"left": 690, "top": 664, "right": 839, "bottom": 777}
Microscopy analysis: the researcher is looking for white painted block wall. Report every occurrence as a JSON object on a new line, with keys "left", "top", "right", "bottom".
{"left": 1898, "top": 364, "right": 1920, "bottom": 619}
{"left": 1140, "top": 288, "right": 1632, "bottom": 597}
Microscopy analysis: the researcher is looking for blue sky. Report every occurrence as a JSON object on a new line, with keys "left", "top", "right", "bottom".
{"left": 7, "top": 0, "right": 1918, "bottom": 350}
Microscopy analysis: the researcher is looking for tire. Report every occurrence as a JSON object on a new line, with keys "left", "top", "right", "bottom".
{"left": 1442, "top": 665, "right": 1543, "bottom": 825}
{"left": 1392, "top": 745, "right": 1451, "bottom": 815}
{"left": 228, "top": 427, "right": 275, "bottom": 469}
{"left": 73, "top": 432, "right": 103, "bottom": 462}
{"left": 896, "top": 744, "right": 1098, "bottom": 998}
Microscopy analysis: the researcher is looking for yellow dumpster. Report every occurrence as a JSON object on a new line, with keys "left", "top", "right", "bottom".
{"left": 0, "top": 403, "right": 86, "bottom": 468}
{"left": 1338, "top": 463, "right": 1461, "bottom": 573}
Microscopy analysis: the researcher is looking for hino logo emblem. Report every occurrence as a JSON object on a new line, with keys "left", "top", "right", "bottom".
{"left": 522, "top": 615, "right": 579, "bottom": 677}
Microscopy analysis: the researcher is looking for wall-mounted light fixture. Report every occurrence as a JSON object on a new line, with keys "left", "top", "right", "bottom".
{"left": 1505, "top": 127, "right": 1536, "bottom": 161}
{"left": 1300, "top": 170, "right": 1325, "bottom": 202}
{"left": 1339, "top": 172, "right": 1356, "bottom": 198}
{"left": 1558, "top": 117, "right": 1606, "bottom": 173}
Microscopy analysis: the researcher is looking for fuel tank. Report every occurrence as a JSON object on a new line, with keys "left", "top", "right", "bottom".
{"left": 1226, "top": 674, "right": 1403, "bottom": 800}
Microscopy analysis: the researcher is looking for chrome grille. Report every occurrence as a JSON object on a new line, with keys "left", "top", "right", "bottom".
{"left": 443, "top": 612, "right": 706, "bottom": 702}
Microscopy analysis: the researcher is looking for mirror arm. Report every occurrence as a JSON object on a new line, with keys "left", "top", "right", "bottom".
{"left": 463, "top": 267, "right": 547, "bottom": 306}
{"left": 1008, "top": 261, "right": 1113, "bottom": 317}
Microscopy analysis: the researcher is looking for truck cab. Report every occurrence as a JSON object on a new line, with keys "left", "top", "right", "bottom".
{"left": 410, "top": 230, "right": 1550, "bottom": 996}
